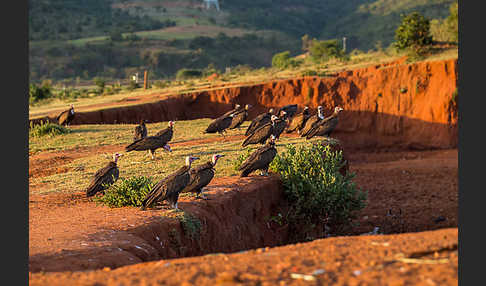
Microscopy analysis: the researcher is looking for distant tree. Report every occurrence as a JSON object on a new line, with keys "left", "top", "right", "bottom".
{"left": 301, "top": 34, "right": 312, "bottom": 53}
{"left": 272, "top": 51, "right": 295, "bottom": 69}
{"left": 93, "top": 77, "right": 106, "bottom": 93}
{"left": 446, "top": 2, "right": 458, "bottom": 43}
{"left": 109, "top": 30, "right": 124, "bottom": 42}
{"left": 309, "top": 39, "right": 344, "bottom": 62}
{"left": 394, "top": 12, "right": 432, "bottom": 51}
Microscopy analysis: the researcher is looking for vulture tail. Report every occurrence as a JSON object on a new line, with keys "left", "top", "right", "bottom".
{"left": 240, "top": 168, "right": 251, "bottom": 177}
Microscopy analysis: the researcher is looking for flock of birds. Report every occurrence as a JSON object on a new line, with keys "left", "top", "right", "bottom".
{"left": 54, "top": 102, "right": 344, "bottom": 211}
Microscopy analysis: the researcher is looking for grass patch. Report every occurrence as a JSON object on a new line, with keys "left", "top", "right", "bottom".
{"left": 176, "top": 211, "right": 202, "bottom": 240}
{"left": 93, "top": 175, "right": 153, "bottom": 208}
{"left": 29, "top": 121, "right": 71, "bottom": 138}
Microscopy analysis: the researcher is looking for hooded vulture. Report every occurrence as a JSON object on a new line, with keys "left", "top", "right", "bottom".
{"left": 305, "top": 106, "right": 343, "bottom": 139}
{"left": 242, "top": 115, "right": 278, "bottom": 147}
{"left": 229, "top": 104, "right": 252, "bottom": 129}
{"left": 141, "top": 156, "right": 199, "bottom": 210}
{"left": 155, "top": 121, "right": 175, "bottom": 141}
{"left": 86, "top": 153, "right": 123, "bottom": 197}
{"left": 245, "top": 108, "right": 274, "bottom": 136}
{"left": 278, "top": 104, "right": 298, "bottom": 119}
{"left": 239, "top": 135, "right": 277, "bottom": 177}
{"left": 299, "top": 106, "right": 325, "bottom": 137}
{"left": 204, "top": 114, "right": 234, "bottom": 137}
{"left": 133, "top": 120, "right": 148, "bottom": 142}
{"left": 286, "top": 106, "right": 310, "bottom": 134}
{"left": 272, "top": 112, "right": 288, "bottom": 139}
{"left": 57, "top": 104, "right": 75, "bottom": 126}
{"left": 125, "top": 129, "right": 173, "bottom": 159}
{"left": 221, "top": 104, "right": 242, "bottom": 118}
{"left": 181, "top": 154, "right": 225, "bottom": 199}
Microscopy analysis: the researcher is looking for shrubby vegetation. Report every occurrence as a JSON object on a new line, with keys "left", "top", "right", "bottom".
{"left": 29, "top": 121, "right": 71, "bottom": 138}
{"left": 394, "top": 12, "right": 433, "bottom": 53}
{"left": 269, "top": 143, "right": 367, "bottom": 238}
{"left": 94, "top": 176, "right": 153, "bottom": 208}
{"left": 271, "top": 51, "right": 301, "bottom": 69}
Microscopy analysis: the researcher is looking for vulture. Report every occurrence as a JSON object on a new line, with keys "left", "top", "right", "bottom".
{"left": 229, "top": 104, "right": 252, "bottom": 129}
{"left": 204, "top": 113, "right": 234, "bottom": 137}
{"left": 141, "top": 156, "right": 199, "bottom": 210}
{"left": 299, "top": 106, "right": 325, "bottom": 137}
{"left": 305, "top": 106, "right": 344, "bottom": 139}
{"left": 86, "top": 153, "right": 123, "bottom": 197}
{"left": 125, "top": 132, "right": 173, "bottom": 160}
{"left": 155, "top": 121, "right": 175, "bottom": 141}
{"left": 286, "top": 106, "right": 310, "bottom": 134}
{"left": 133, "top": 120, "right": 148, "bottom": 142}
{"left": 181, "top": 154, "right": 225, "bottom": 199}
{"left": 221, "top": 104, "right": 242, "bottom": 118}
{"left": 239, "top": 135, "right": 277, "bottom": 177}
{"left": 278, "top": 104, "right": 298, "bottom": 119}
{"left": 245, "top": 108, "right": 274, "bottom": 136}
{"left": 242, "top": 115, "right": 278, "bottom": 147}
{"left": 57, "top": 104, "right": 75, "bottom": 126}
{"left": 272, "top": 111, "right": 288, "bottom": 140}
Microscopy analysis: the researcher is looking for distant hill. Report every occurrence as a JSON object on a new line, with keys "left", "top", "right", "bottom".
{"left": 28, "top": 0, "right": 456, "bottom": 82}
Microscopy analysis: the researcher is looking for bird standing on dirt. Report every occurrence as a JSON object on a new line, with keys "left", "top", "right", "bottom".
{"left": 286, "top": 106, "right": 310, "bottom": 134}
{"left": 242, "top": 115, "right": 279, "bottom": 147}
{"left": 299, "top": 106, "right": 325, "bottom": 137}
{"left": 133, "top": 120, "right": 148, "bottom": 142}
{"left": 305, "top": 106, "right": 344, "bottom": 139}
{"left": 229, "top": 104, "right": 252, "bottom": 129}
{"left": 204, "top": 113, "right": 234, "bottom": 137}
{"left": 141, "top": 156, "right": 199, "bottom": 210}
{"left": 125, "top": 130, "right": 173, "bottom": 160}
{"left": 239, "top": 135, "right": 277, "bottom": 177}
{"left": 155, "top": 121, "right": 175, "bottom": 141}
{"left": 181, "top": 154, "right": 225, "bottom": 199}
{"left": 245, "top": 108, "right": 275, "bottom": 136}
{"left": 85, "top": 153, "right": 123, "bottom": 197}
{"left": 57, "top": 104, "right": 75, "bottom": 126}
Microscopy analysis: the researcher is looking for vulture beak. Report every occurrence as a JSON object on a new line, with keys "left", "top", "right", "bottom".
{"left": 164, "top": 145, "right": 172, "bottom": 152}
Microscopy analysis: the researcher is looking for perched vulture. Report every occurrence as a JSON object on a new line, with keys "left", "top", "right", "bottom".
{"left": 229, "top": 104, "right": 252, "bottom": 129}
{"left": 86, "top": 153, "right": 123, "bottom": 197}
{"left": 133, "top": 120, "right": 148, "bottom": 142}
{"left": 125, "top": 133, "right": 172, "bottom": 160}
{"left": 57, "top": 104, "right": 75, "bottom": 126}
{"left": 242, "top": 115, "right": 278, "bottom": 147}
{"left": 141, "top": 156, "right": 199, "bottom": 210}
{"left": 245, "top": 108, "right": 274, "bottom": 136}
{"left": 300, "top": 106, "right": 325, "bottom": 137}
{"left": 204, "top": 113, "right": 234, "bottom": 137}
{"left": 239, "top": 135, "right": 277, "bottom": 177}
{"left": 221, "top": 104, "right": 242, "bottom": 118}
{"left": 181, "top": 154, "right": 225, "bottom": 199}
{"left": 305, "top": 106, "right": 344, "bottom": 139}
{"left": 272, "top": 112, "right": 288, "bottom": 140}
{"left": 286, "top": 106, "right": 310, "bottom": 134}
{"left": 155, "top": 121, "right": 175, "bottom": 141}
{"left": 278, "top": 104, "right": 298, "bottom": 119}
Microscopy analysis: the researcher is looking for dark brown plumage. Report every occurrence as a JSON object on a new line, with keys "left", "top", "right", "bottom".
{"left": 221, "top": 104, "right": 242, "bottom": 118}
{"left": 57, "top": 105, "right": 75, "bottom": 126}
{"left": 204, "top": 114, "right": 234, "bottom": 136}
{"left": 300, "top": 106, "right": 325, "bottom": 137}
{"left": 125, "top": 131, "right": 172, "bottom": 159}
{"left": 245, "top": 108, "right": 274, "bottom": 136}
{"left": 239, "top": 136, "right": 277, "bottom": 177}
{"left": 272, "top": 113, "right": 288, "bottom": 140}
{"left": 278, "top": 104, "right": 298, "bottom": 119}
{"left": 305, "top": 107, "right": 343, "bottom": 139}
{"left": 229, "top": 104, "right": 252, "bottom": 129}
{"left": 86, "top": 153, "right": 122, "bottom": 197}
{"left": 141, "top": 156, "right": 199, "bottom": 210}
{"left": 181, "top": 154, "right": 224, "bottom": 199}
{"left": 154, "top": 121, "right": 175, "bottom": 141}
{"left": 286, "top": 107, "right": 310, "bottom": 134}
{"left": 133, "top": 120, "right": 148, "bottom": 142}
{"left": 242, "top": 115, "right": 278, "bottom": 147}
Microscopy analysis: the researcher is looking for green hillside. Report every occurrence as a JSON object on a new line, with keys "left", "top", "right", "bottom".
{"left": 28, "top": 0, "right": 456, "bottom": 83}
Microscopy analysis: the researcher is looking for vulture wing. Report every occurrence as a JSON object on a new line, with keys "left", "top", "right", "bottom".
{"left": 125, "top": 136, "right": 166, "bottom": 152}
{"left": 239, "top": 144, "right": 277, "bottom": 176}
{"left": 306, "top": 116, "right": 339, "bottom": 139}
{"left": 155, "top": 127, "right": 173, "bottom": 142}
{"left": 86, "top": 162, "right": 119, "bottom": 197}
{"left": 181, "top": 162, "right": 214, "bottom": 193}
{"left": 272, "top": 119, "right": 287, "bottom": 139}
{"left": 229, "top": 110, "right": 247, "bottom": 129}
{"left": 242, "top": 122, "right": 273, "bottom": 147}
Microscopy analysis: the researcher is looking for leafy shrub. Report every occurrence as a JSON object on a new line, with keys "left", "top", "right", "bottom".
{"left": 176, "top": 68, "right": 203, "bottom": 80}
{"left": 94, "top": 176, "right": 153, "bottom": 208}
{"left": 29, "top": 82, "right": 52, "bottom": 104}
{"left": 271, "top": 51, "right": 299, "bottom": 69}
{"left": 93, "top": 77, "right": 106, "bottom": 94}
{"left": 269, "top": 143, "right": 367, "bottom": 238}
{"left": 177, "top": 211, "right": 202, "bottom": 240}
{"left": 126, "top": 80, "right": 140, "bottom": 91}
{"left": 29, "top": 120, "right": 70, "bottom": 137}
{"left": 233, "top": 148, "right": 253, "bottom": 172}
{"left": 309, "top": 39, "right": 346, "bottom": 63}
{"left": 446, "top": 2, "right": 458, "bottom": 43}
{"left": 394, "top": 12, "right": 433, "bottom": 52}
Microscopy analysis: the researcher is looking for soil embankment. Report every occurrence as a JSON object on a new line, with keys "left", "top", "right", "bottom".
{"left": 31, "top": 58, "right": 458, "bottom": 150}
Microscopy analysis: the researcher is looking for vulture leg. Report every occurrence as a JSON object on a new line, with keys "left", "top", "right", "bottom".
{"left": 259, "top": 170, "right": 265, "bottom": 176}
{"left": 197, "top": 188, "right": 209, "bottom": 200}
{"left": 150, "top": 150, "right": 156, "bottom": 160}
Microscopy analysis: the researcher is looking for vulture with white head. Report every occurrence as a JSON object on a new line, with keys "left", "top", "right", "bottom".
{"left": 305, "top": 106, "right": 344, "bottom": 139}
{"left": 181, "top": 154, "right": 225, "bottom": 199}
{"left": 229, "top": 104, "right": 252, "bottom": 129}
{"left": 300, "top": 106, "right": 325, "bottom": 137}
{"left": 286, "top": 106, "right": 310, "bottom": 134}
{"left": 204, "top": 113, "right": 234, "bottom": 137}
{"left": 57, "top": 104, "right": 75, "bottom": 126}
{"left": 125, "top": 128, "right": 173, "bottom": 159}
{"left": 242, "top": 115, "right": 279, "bottom": 147}
{"left": 86, "top": 153, "right": 123, "bottom": 197}
{"left": 239, "top": 135, "right": 277, "bottom": 177}
{"left": 245, "top": 108, "right": 275, "bottom": 136}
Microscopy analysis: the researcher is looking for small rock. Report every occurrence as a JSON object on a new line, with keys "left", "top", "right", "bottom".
{"left": 434, "top": 216, "right": 446, "bottom": 223}
{"left": 312, "top": 269, "right": 326, "bottom": 275}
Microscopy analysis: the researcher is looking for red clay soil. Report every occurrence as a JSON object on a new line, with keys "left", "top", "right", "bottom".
{"left": 30, "top": 58, "right": 458, "bottom": 150}
{"left": 30, "top": 227, "right": 458, "bottom": 286}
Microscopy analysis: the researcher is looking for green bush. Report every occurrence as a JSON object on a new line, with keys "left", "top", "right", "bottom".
{"left": 29, "top": 82, "right": 52, "bottom": 104}
{"left": 269, "top": 143, "right": 367, "bottom": 237}
{"left": 176, "top": 68, "right": 203, "bottom": 80}
{"left": 29, "top": 120, "right": 70, "bottom": 137}
{"left": 233, "top": 148, "right": 253, "bottom": 172}
{"left": 446, "top": 2, "right": 458, "bottom": 43}
{"left": 309, "top": 39, "right": 345, "bottom": 63}
{"left": 271, "top": 51, "right": 299, "bottom": 69}
{"left": 177, "top": 211, "right": 202, "bottom": 240}
{"left": 394, "top": 12, "right": 433, "bottom": 52}
{"left": 94, "top": 176, "right": 154, "bottom": 208}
